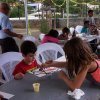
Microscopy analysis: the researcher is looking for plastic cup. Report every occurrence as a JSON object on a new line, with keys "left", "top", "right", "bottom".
{"left": 33, "top": 83, "right": 40, "bottom": 92}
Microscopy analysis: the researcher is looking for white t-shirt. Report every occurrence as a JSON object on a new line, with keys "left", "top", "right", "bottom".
{"left": 86, "top": 17, "right": 96, "bottom": 25}
{"left": 0, "top": 12, "right": 12, "bottom": 39}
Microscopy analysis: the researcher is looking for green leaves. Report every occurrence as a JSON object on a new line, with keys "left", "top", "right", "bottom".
{"left": 0, "top": 0, "right": 17, "bottom": 3}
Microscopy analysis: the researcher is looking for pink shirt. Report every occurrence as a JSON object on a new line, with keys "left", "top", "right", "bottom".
{"left": 41, "top": 36, "right": 58, "bottom": 44}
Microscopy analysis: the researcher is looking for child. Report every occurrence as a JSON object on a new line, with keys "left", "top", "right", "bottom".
{"left": 85, "top": 10, "right": 95, "bottom": 25}
{"left": 41, "top": 29, "right": 59, "bottom": 44}
{"left": 89, "top": 24, "right": 99, "bottom": 35}
{"left": 58, "top": 27, "right": 70, "bottom": 40}
{"left": 13, "top": 41, "right": 37, "bottom": 80}
{"left": 81, "top": 20, "right": 89, "bottom": 34}
{"left": 42, "top": 37, "right": 100, "bottom": 90}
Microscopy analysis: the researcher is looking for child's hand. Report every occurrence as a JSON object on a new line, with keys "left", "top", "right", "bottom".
{"left": 14, "top": 72, "right": 24, "bottom": 80}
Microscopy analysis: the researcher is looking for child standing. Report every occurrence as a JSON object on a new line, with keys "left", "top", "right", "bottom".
{"left": 43, "top": 37, "right": 100, "bottom": 90}
{"left": 13, "top": 41, "right": 37, "bottom": 80}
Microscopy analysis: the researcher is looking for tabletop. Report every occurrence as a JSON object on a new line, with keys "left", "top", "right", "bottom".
{"left": 0, "top": 73, "right": 100, "bottom": 100}
{"left": 58, "top": 34, "right": 100, "bottom": 47}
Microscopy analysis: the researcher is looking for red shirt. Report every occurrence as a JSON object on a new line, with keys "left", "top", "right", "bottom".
{"left": 13, "top": 59, "right": 37, "bottom": 75}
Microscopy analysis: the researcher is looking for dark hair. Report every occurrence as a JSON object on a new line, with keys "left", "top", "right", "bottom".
{"left": 0, "top": 3, "right": 10, "bottom": 10}
{"left": 84, "top": 20, "right": 89, "bottom": 25}
{"left": 46, "top": 29, "right": 59, "bottom": 38}
{"left": 21, "top": 41, "right": 37, "bottom": 56}
{"left": 62, "top": 27, "right": 70, "bottom": 34}
{"left": 63, "top": 37, "right": 94, "bottom": 79}
{"left": 88, "top": 10, "right": 93, "bottom": 13}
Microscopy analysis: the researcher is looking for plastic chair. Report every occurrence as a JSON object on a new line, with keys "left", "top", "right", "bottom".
{"left": 58, "top": 30, "right": 62, "bottom": 35}
{"left": 23, "top": 35, "right": 38, "bottom": 43}
{"left": 75, "top": 25, "right": 83, "bottom": 34}
{"left": 35, "top": 43, "right": 65, "bottom": 65}
{"left": 39, "top": 34, "right": 45, "bottom": 41}
{"left": 0, "top": 52, "right": 23, "bottom": 82}
{"left": 70, "top": 27, "right": 75, "bottom": 34}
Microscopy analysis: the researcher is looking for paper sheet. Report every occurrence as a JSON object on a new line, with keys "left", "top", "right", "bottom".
{"left": 28, "top": 56, "right": 65, "bottom": 77}
{"left": 0, "top": 91, "right": 14, "bottom": 99}
{"left": 35, "top": 73, "right": 46, "bottom": 77}
{"left": 33, "top": 67, "right": 61, "bottom": 77}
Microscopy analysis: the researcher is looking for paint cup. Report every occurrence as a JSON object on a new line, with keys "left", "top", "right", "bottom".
{"left": 33, "top": 83, "right": 40, "bottom": 92}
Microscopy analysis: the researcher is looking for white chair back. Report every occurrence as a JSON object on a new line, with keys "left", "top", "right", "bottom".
{"left": 58, "top": 30, "right": 62, "bottom": 35}
{"left": 23, "top": 35, "right": 37, "bottom": 43}
{"left": 39, "top": 34, "right": 45, "bottom": 41}
{"left": 70, "top": 27, "right": 74, "bottom": 34}
{"left": 0, "top": 52, "right": 23, "bottom": 82}
{"left": 75, "top": 25, "right": 83, "bottom": 34}
{"left": 36, "top": 43, "right": 65, "bottom": 65}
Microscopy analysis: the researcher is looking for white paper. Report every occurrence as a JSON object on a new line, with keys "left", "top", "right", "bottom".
{"left": 43, "top": 67, "right": 61, "bottom": 73}
{"left": 0, "top": 91, "right": 14, "bottom": 99}
{"left": 35, "top": 73, "right": 46, "bottom": 77}
{"left": 33, "top": 67, "right": 61, "bottom": 77}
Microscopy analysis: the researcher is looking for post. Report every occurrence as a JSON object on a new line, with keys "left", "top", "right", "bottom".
{"left": 54, "top": 9, "right": 56, "bottom": 29}
{"left": 63, "top": 9, "right": 64, "bottom": 18}
{"left": 24, "top": 0, "right": 28, "bottom": 34}
{"left": 66, "top": 0, "right": 69, "bottom": 27}
{"left": 18, "top": 5, "right": 20, "bottom": 20}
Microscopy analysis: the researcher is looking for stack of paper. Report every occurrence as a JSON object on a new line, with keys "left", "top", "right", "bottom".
{"left": 33, "top": 67, "right": 61, "bottom": 77}
{"left": 0, "top": 91, "right": 14, "bottom": 99}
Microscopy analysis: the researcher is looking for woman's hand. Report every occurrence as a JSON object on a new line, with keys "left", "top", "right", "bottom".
{"left": 41, "top": 60, "right": 53, "bottom": 68}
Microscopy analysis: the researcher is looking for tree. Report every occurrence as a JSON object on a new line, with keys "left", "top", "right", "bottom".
{"left": 0, "top": 0, "right": 17, "bottom": 3}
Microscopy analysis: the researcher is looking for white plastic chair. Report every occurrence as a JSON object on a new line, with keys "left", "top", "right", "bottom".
{"left": 39, "top": 33, "right": 45, "bottom": 41}
{"left": 58, "top": 30, "right": 62, "bottom": 35}
{"left": 70, "top": 27, "right": 75, "bottom": 34}
{"left": 35, "top": 43, "right": 65, "bottom": 65}
{"left": 23, "top": 35, "right": 37, "bottom": 43}
{"left": 75, "top": 25, "right": 83, "bottom": 34}
{"left": 0, "top": 52, "right": 23, "bottom": 82}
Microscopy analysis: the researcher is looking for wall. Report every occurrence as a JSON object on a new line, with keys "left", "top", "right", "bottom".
{"left": 10, "top": 17, "right": 100, "bottom": 29}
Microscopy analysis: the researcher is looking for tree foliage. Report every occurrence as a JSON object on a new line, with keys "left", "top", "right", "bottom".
{"left": 0, "top": 0, "right": 17, "bottom": 3}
